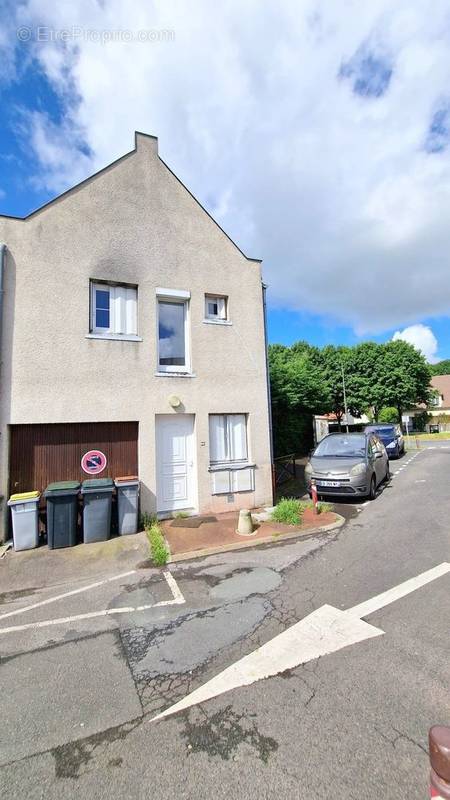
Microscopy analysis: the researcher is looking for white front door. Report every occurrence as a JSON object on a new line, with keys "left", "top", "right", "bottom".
{"left": 156, "top": 415, "right": 196, "bottom": 514}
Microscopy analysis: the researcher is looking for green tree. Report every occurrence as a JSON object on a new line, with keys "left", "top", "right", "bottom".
{"left": 317, "top": 345, "right": 365, "bottom": 428}
{"left": 378, "top": 406, "right": 400, "bottom": 424}
{"left": 430, "top": 359, "right": 450, "bottom": 375}
{"left": 382, "top": 340, "right": 432, "bottom": 422}
{"left": 269, "top": 342, "right": 330, "bottom": 455}
{"left": 351, "top": 342, "right": 387, "bottom": 421}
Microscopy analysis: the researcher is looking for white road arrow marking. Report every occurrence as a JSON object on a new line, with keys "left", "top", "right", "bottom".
{"left": 152, "top": 562, "right": 450, "bottom": 722}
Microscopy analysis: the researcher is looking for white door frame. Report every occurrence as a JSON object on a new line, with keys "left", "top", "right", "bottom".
{"left": 155, "top": 414, "right": 197, "bottom": 517}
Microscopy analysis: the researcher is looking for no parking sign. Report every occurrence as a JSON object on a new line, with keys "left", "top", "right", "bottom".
{"left": 81, "top": 450, "right": 107, "bottom": 475}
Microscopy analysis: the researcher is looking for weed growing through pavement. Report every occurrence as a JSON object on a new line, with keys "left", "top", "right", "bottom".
{"left": 141, "top": 513, "right": 169, "bottom": 566}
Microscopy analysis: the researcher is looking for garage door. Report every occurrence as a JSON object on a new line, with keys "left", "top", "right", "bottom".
{"left": 9, "top": 422, "right": 139, "bottom": 496}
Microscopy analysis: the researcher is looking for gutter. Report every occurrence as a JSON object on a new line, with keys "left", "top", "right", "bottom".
{"left": 262, "top": 281, "right": 275, "bottom": 502}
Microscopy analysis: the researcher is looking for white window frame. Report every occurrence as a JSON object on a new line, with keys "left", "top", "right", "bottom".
{"left": 90, "top": 281, "right": 138, "bottom": 337}
{"left": 157, "top": 292, "right": 191, "bottom": 374}
{"left": 204, "top": 294, "right": 229, "bottom": 323}
{"left": 209, "top": 414, "right": 249, "bottom": 466}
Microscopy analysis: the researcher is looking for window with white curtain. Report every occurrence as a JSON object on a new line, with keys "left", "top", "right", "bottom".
{"left": 209, "top": 414, "right": 248, "bottom": 464}
{"left": 90, "top": 282, "right": 138, "bottom": 336}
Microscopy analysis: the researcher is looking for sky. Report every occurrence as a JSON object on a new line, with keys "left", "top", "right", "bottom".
{"left": 1, "top": 1, "right": 450, "bottom": 363}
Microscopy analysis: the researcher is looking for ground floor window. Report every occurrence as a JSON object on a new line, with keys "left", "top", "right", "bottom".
{"left": 209, "top": 414, "right": 248, "bottom": 465}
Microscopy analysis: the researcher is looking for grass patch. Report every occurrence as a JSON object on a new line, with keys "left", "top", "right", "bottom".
{"left": 146, "top": 523, "right": 169, "bottom": 566}
{"left": 272, "top": 498, "right": 304, "bottom": 525}
{"left": 141, "top": 514, "right": 169, "bottom": 566}
{"left": 406, "top": 432, "right": 450, "bottom": 440}
{"left": 272, "top": 497, "right": 333, "bottom": 525}
{"left": 140, "top": 511, "right": 157, "bottom": 530}
{"left": 174, "top": 511, "right": 190, "bottom": 519}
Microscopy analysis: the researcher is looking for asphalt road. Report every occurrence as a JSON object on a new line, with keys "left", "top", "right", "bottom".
{"left": 1, "top": 448, "right": 449, "bottom": 799}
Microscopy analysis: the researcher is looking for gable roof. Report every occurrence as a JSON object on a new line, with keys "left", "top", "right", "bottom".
{"left": 431, "top": 374, "right": 450, "bottom": 405}
{"left": 0, "top": 131, "right": 262, "bottom": 264}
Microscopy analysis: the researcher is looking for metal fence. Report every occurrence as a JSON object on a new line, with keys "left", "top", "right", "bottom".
{"left": 273, "top": 453, "right": 297, "bottom": 486}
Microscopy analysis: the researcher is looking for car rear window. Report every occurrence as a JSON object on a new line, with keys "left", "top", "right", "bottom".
{"left": 314, "top": 435, "right": 366, "bottom": 458}
{"left": 368, "top": 426, "right": 395, "bottom": 437}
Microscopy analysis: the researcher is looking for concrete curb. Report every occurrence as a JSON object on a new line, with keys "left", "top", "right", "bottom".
{"left": 167, "top": 513, "right": 346, "bottom": 563}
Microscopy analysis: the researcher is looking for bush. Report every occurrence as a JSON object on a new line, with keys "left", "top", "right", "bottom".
{"left": 146, "top": 521, "right": 169, "bottom": 566}
{"left": 272, "top": 497, "right": 332, "bottom": 525}
{"left": 272, "top": 498, "right": 304, "bottom": 525}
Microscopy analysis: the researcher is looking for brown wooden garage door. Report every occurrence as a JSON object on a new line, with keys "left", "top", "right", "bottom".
{"left": 9, "top": 422, "right": 139, "bottom": 495}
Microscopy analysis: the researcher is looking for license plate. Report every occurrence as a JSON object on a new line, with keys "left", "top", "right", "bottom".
{"left": 316, "top": 480, "right": 340, "bottom": 487}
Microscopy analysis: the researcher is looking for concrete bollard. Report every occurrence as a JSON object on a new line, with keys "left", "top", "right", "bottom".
{"left": 236, "top": 509, "right": 254, "bottom": 536}
{"left": 429, "top": 726, "right": 450, "bottom": 798}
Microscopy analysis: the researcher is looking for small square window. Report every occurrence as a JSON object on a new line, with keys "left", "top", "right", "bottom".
{"left": 205, "top": 294, "right": 228, "bottom": 321}
{"left": 90, "top": 281, "right": 137, "bottom": 336}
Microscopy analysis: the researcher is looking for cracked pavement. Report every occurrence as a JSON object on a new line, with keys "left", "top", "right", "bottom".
{"left": 0, "top": 447, "right": 449, "bottom": 798}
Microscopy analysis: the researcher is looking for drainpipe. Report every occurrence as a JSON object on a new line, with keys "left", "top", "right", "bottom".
{"left": 0, "top": 244, "right": 5, "bottom": 542}
{"left": 262, "top": 282, "right": 275, "bottom": 504}
{"left": 0, "top": 243, "right": 5, "bottom": 360}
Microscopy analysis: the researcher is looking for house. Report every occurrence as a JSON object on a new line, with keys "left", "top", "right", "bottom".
{"left": 0, "top": 132, "right": 273, "bottom": 541}
{"left": 403, "top": 375, "right": 450, "bottom": 432}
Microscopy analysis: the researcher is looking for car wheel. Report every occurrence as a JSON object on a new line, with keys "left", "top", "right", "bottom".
{"left": 384, "top": 463, "right": 390, "bottom": 482}
{"left": 368, "top": 474, "right": 376, "bottom": 500}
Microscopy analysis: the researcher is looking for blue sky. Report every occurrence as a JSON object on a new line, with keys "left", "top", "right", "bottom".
{"left": 2, "top": 2, "right": 450, "bottom": 363}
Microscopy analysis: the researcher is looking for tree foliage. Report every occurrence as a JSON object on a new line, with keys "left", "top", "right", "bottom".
{"left": 269, "top": 338, "right": 433, "bottom": 455}
{"left": 430, "top": 359, "right": 450, "bottom": 376}
{"left": 378, "top": 406, "right": 400, "bottom": 424}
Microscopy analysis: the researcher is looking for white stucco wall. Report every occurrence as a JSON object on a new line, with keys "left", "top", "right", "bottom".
{"left": 0, "top": 133, "right": 273, "bottom": 538}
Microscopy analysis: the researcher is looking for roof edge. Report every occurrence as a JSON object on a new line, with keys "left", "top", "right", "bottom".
{"left": 0, "top": 145, "right": 137, "bottom": 221}
{"left": 0, "top": 132, "right": 263, "bottom": 262}
{"left": 158, "top": 156, "right": 262, "bottom": 263}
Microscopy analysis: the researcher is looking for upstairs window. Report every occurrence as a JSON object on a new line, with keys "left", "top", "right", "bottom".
{"left": 205, "top": 294, "right": 228, "bottom": 321}
{"left": 157, "top": 297, "right": 190, "bottom": 372}
{"left": 90, "top": 282, "right": 137, "bottom": 336}
{"left": 209, "top": 414, "right": 248, "bottom": 464}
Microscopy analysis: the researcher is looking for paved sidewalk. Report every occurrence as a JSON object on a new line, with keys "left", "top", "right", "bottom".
{"left": 0, "top": 531, "right": 150, "bottom": 595}
{"left": 162, "top": 508, "right": 343, "bottom": 562}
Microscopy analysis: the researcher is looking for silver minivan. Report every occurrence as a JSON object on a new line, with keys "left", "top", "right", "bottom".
{"left": 305, "top": 432, "right": 390, "bottom": 500}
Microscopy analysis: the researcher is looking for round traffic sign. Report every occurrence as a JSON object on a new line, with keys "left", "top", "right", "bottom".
{"left": 81, "top": 450, "right": 107, "bottom": 475}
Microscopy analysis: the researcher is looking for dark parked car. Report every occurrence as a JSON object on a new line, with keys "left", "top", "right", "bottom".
{"left": 305, "top": 432, "right": 389, "bottom": 500}
{"left": 364, "top": 423, "right": 404, "bottom": 458}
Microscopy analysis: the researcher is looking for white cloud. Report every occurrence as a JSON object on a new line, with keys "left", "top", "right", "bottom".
{"left": 392, "top": 324, "right": 439, "bottom": 362}
{"left": 6, "top": 0, "right": 450, "bottom": 333}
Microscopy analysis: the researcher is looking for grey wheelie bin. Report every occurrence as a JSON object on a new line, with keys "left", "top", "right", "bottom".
{"left": 45, "top": 481, "right": 80, "bottom": 549}
{"left": 114, "top": 476, "right": 140, "bottom": 535}
{"left": 81, "top": 478, "right": 114, "bottom": 543}
{"left": 7, "top": 491, "right": 40, "bottom": 551}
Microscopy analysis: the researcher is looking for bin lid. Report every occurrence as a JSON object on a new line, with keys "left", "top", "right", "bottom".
{"left": 114, "top": 476, "right": 139, "bottom": 487}
{"left": 9, "top": 490, "right": 40, "bottom": 502}
{"left": 81, "top": 478, "right": 114, "bottom": 493}
{"left": 45, "top": 481, "right": 80, "bottom": 492}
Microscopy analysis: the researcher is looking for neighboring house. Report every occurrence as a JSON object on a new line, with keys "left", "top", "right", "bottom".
{"left": 404, "top": 374, "right": 450, "bottom": 432}
{"left": 313, "top": 412, "right": 371, "bottom": 442}
{"left": 0, "top": 132, "right": 273, "bottom": 541}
